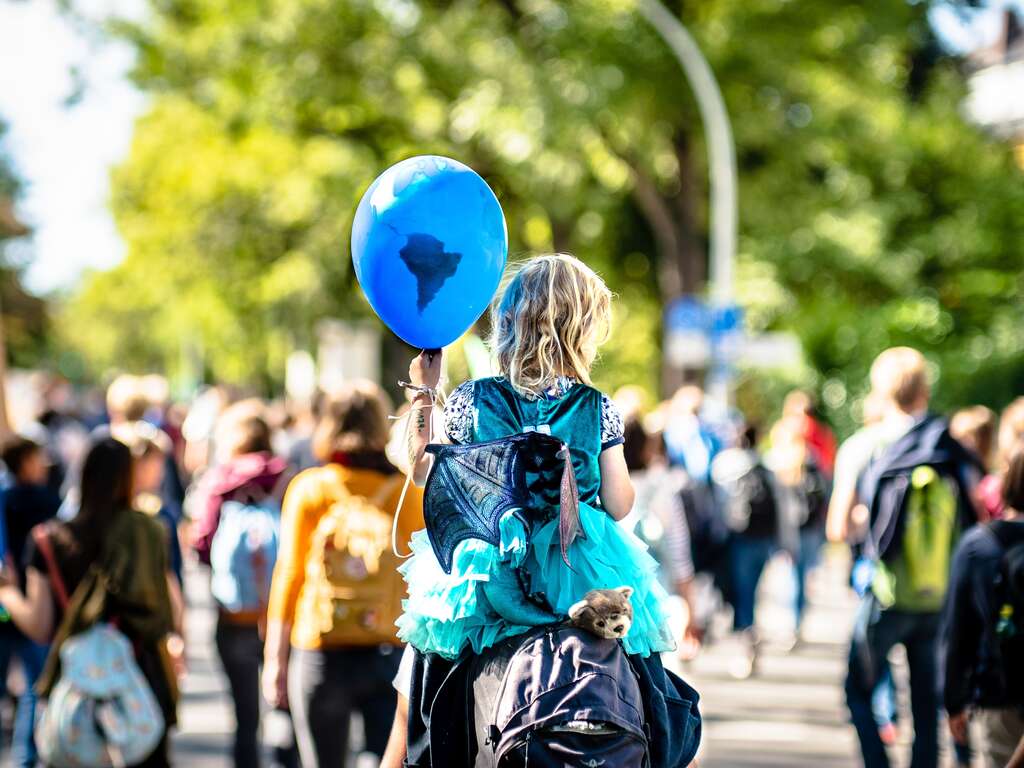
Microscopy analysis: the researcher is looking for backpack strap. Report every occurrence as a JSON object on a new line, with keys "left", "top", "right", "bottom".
{"left": 32, "top": 525, "right": 70, "bottom": 611}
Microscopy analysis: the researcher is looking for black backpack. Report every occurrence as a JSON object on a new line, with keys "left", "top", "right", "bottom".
{"left": 797, "top": 461, "right": 830, "bottom": 529}
{"left": 469, "top": 626, "right": 701, "bottom": 768}
{"left": 680, "top": 481, "right": 729, "bottom": 574}
{"left": 989, "top": 521, "right": 1024, "bottom": 704}
{"left": 729, "top": 463, "right": 778, "bottom": 539}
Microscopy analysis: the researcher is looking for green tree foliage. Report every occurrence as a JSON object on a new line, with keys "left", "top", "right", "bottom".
{"left": 66, "top": 0, "right": 1024, "bottom": 431}
{"left": 0, "top": 120, "right": 49, "bottom": 369}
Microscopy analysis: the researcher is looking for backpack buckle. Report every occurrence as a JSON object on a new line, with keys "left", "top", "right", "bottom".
{"left": 487, "top": 724, "right": 501, "bottom": 748}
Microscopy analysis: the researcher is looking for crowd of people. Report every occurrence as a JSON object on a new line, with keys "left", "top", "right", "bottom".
{"left": 0, "top": 258, "right": 1019, "bottom": 768}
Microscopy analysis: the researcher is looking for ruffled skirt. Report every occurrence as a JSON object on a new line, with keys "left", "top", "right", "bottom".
{"left": 396, "top": 501, "right": 676, "bottom": 660}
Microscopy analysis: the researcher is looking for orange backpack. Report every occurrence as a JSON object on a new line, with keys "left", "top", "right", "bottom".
{"left": 301, "top": 475, "right": 406, "bottom": 646}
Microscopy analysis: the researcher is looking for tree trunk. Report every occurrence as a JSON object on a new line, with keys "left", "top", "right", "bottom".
{"left": 629, "top": 128, "right": 707, "bottom": 397}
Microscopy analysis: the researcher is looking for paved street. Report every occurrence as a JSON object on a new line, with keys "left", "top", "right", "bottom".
{"left": 127, "top": 550, "right": 963, "bottom": 767}
{"left": 168, "top": 552, "right": 864, "bottom": 767}
{"left": 675, "top": 549, "right": 861, "bottom": 768}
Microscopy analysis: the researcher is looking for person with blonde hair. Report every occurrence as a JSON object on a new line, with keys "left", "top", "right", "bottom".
{"left": 401, "top": 254, "right": 670, "bottom": 657}
{"left": 385, "top": 254, "right": 697, "bottom": 768}
{"left": 110, "top": 420, "right": 185, "bottom": 588}
{"left": 106, "top": 374, "right": 150, "bottom": 424}
{"left": 838, "top": 347, "right": 981, "bottom": 768}
{"left": 767, "top": 406, "right": 829, "bottom": 642}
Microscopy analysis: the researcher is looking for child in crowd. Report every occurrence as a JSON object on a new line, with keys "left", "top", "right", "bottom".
{"left": 399, "top": 253, "right": 675, "bottom": 660}
{"left": 0, "top": 436, "right": 61, "bottom": 768}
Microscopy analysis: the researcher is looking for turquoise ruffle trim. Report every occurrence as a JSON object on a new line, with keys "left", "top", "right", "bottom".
{"left": 397, "top": 504, "right": 676, "bottom": 660}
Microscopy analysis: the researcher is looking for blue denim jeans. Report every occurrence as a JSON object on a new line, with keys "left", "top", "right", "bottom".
{"left": 0, "top": 631, "right": 49, "bottom": 768}
{"left": 871, "top": 661, "right": 897, "bottom": 728}
{"left": 845, "top": 598, "right": 940, "bottom": 768}
{"left": 793, "top": 526, "right": 824, "bottom": 628}
{"left": 729, "top": 535, "right": 775, "bottom": 631}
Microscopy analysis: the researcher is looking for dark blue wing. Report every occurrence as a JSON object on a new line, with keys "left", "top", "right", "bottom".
{"left": 423, "top": 432, "right": 573, "bottom": 574}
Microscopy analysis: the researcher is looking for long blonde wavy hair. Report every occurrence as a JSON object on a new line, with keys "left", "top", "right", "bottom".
{"left": 489, "top": 254, "right": 612, "bottom": 398}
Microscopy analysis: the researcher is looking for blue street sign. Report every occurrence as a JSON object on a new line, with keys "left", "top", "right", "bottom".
{"left": 665, "top": 297, "right": 711, "bottom": 333}
{"left": 666, "top": 297, "right": 743, "bottom": 338}
{"left": 711, "top": 305, "right": 743, "bottom": 337}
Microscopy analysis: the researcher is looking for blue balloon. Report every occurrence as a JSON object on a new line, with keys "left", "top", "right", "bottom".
{"left": 351, "top": 155, "right": 508, "bottom": 350}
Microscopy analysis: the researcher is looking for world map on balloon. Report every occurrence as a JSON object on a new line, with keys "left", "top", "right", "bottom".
{"left": 351, "top": 155, "right": 508, "bottom": 350}
{"left": 398, "top": 233, "right": 463, "bottom": 312}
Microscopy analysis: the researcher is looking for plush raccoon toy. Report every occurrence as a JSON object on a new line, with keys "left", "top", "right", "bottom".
{"left": 567, "top": 586, "right": 634, "bottom": 640}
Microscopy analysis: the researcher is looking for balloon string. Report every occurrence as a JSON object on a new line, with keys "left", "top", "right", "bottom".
{"left": 389, "top": 387, "right": 447, "bottom": 560}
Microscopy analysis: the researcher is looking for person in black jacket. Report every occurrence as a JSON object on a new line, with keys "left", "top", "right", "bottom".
{"left": 0, "top": 435, "right": 60, "bottom": 768}
{"left": 943, "top": 444, "right": 1024, "bottom": 768}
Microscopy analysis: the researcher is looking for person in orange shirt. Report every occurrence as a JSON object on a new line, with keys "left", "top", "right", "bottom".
{"left": 262, "top": 382, "right": 424, "bottom": 768}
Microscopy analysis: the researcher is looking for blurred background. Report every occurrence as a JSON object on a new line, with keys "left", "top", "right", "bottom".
{"left": 0, "top": 1, "right": 1022, "bottom": 766}
{"left": 0, "top": 0, "right": 1022, "bottom": 429}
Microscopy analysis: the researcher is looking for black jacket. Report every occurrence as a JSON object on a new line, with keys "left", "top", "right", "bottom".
{"left": 942, "top": 520, "right": 1024, "bottom": 714}
{"left": 857, "top": 414, "right": 980, "bottom": 561}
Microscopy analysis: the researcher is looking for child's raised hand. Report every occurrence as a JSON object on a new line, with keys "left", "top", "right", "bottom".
{"left": 409, "top": 350, "right": 443, "bottom": 390}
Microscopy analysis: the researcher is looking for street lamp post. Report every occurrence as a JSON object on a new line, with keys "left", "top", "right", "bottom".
{"left": 635, "top": 0, "right": 739, "bottom": 403}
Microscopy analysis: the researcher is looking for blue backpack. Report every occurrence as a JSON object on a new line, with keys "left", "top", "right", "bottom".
{"left": 210, "top": 499, "right": 280, "bottom": 612}
{"left": 36, "top": 623, "right": 165, "bottom": 768}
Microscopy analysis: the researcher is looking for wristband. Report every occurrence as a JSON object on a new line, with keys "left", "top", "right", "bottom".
{"left": 399, "top": 380, "right": 437, "bottom": 400}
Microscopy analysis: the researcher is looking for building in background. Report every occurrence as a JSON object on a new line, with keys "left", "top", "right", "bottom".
{"left": 965, "top": 9, "right": 1024, "bottom": 166}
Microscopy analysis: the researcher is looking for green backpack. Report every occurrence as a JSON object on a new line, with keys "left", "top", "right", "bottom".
{"left": 872, "top": 465, "right": 959, "bottom": 612}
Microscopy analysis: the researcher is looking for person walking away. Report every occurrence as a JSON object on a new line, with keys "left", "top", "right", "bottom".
{"left": 782, "top": 390, "right": 837, "bottom": 478}
{"left": 828, "top": 390, "right": 900, "bottom": 743}
{"left": 0, "top": 435, "right": 180, "bottom": 767}
{"left": 0, "top": 436, "right": 61, "bottom": 767}
{"left": 974, "top": 398, "right": 1024, "bottom": 521}
{"left": 712, "top": 423, "right": 779, "bottom": 679}
{"left": 107, "top": 375, "right": 185, "bottom": 530}
{"left": 951, "top": 406, "right": 997, "bottom": 523}
{"left": 943, "top": 443, "right": 1024, "bottom": 768}
{"left": 262, "top": 383, "right": 424, "bottom": 768}
{"left": 191, "top": 400, "right": 295, "bottom": 768}
{"left": 842, "top": 347, "right": 980, "bottom": 768}
{"left": 767, "top": 411, "right": 829, "bottom": 644}
{"left": 944, "top": 408, "right": 996, "bottom": 763}
{"left": 111, "top": 421, "right": 185, "bottom": 587}
{"left": 621, "top": 417, "right": 701, "bottom": 656}
{"left": 665, "top": 386, "right": 723, "bottom": 567}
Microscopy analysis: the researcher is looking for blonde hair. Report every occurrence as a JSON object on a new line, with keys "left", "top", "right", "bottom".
{"left": 998, "top": 397, "right": 1024, "bottom": 472}
{"left": 110, "top": 420, "right": 172, "bottom": 459}
{"left": 869, "top": 347, "right": 929, "bottom": 412}
{"left": 490, "top": 254, "right": 612, "bottom": 398}
{"left": 950, "top": 405, "right": 997, "bottom": 469}
{"left": 313, "top": 381, "right": 393, "bottom": 462}
{"left": 107, "top": 374, "right": 150, "bottom": 422}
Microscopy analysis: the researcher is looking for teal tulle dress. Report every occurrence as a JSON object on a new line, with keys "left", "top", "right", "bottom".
{"left": 396, "top": 377, "right": 676, "bottom": 660}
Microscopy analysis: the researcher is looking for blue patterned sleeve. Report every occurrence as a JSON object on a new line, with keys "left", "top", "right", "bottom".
{"left": 444, "top": 381, "right": 476, "bottom": 444}
{"left": 600, "top": 394, "right": 625, "bottom": 451}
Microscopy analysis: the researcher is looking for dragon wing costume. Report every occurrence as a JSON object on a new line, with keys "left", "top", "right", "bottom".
{"left": 422, "top": 431, "right": 582, "bottom": 574}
